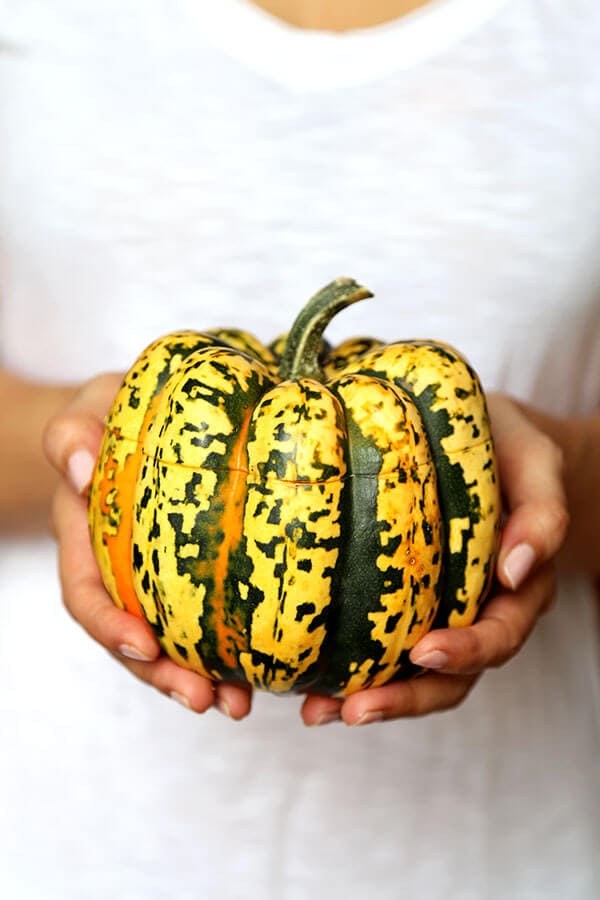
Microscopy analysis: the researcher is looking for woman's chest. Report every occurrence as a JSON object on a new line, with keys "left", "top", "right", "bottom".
{"left": 1, "top": 2, "right": 599, "bottom": 411}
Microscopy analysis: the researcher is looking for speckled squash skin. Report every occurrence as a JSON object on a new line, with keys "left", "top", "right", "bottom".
{"left": 88, "top": 279, "right": 501, "bottom": 696}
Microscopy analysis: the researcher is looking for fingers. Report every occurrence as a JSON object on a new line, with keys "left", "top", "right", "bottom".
{"left": 111, "top": 653, "right": 216, "bottom": 713}
{"left": 408, "top": 563, "right": 556, "bottom": 675}
{"left": 302, "top": 563, "right": 556, "bottom": 727}
{"left": 45, "top": 372, "right": 253, "bottom": 718}
{"left": 214, "top": 682, "right": 254, "bottom": 721}
{"left": 487, "top": 394, "right": 570, "bottom": 589}
{"left": 342, "top": 673, "right": 479, "bottom": 724}
{"left": 302, "top": 674, "right": 478, "bottom": 726}
{"left": 54, "top": 478, "right": 252, "bottom": 717}
{"left": 43, "top": 372, "right": 123, "bottom": 494}
{"left": 302, "top": 395, "right": 568, "bottom": 729}
{"left": 54, "top": 478, "right": 160, "bottom": 661}
{"left": 301, "top": 695, "right": 343, "bottom": 727}
{"left": 117, "top": 654, "right": 252, "bottom": 718}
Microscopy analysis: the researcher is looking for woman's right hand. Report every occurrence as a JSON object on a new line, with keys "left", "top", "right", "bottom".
{"left": 43, "top": 373, "right": 252, "bottom": 720}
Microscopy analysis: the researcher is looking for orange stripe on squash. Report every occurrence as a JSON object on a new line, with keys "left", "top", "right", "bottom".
{"left": 100, "top": 397, "right": 162, "bottom": 619}
{"left": 194, "top": 407, "right": 253, "bottom": 670}
{"left": 100, "top": 437, "right": 144, "bottom": 618}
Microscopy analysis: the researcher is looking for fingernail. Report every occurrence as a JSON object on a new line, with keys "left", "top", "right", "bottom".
{"left": 503, "top": 543, "right": 536, "bottom": 590}
{"left": 350, "top": 710, "right": 385, "bottom": 727}
{"left": 411, "top": 649, "right": 448, "bottom": 670}
{"left": 67, "top": 448, "right": 96, "bottom": 495}
{"left": 216, "top": 698, "right": 233, "bottom": 718}
{"left": 170, "top": 691, "right": 192, "bottom": 709}
{"left": 118, "top": 643, "right": 155, "bottom": 662}
{"left": 312, "top": 711, "right": 341, "bottom": 726}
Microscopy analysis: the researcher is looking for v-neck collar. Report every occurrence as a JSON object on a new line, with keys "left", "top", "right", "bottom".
{"left": 181, "top": 0, "right": 511, "bottom": 92}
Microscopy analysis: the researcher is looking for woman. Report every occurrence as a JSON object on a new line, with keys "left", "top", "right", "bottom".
{"left": 1, "top": 1, "right": 598, "bottom": 897}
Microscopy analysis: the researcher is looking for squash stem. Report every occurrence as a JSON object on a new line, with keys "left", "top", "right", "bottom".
{"left": 279, "top": 278, "right": 373, "bottom": 382}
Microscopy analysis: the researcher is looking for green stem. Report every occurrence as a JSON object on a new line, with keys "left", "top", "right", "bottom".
{"left": 279, "top": 278, "right": 373, "bottom": 382}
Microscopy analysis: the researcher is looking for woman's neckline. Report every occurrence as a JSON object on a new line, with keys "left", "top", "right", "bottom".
{"left": 246, "top": 0, "right": 435, "bottom": 33}
{"left": 181, "top": 0, "right": 512, "bottom": 92}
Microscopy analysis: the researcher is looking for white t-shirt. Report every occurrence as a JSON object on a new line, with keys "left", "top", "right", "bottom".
{"left": 1, "top": 1, "right": 599, "bottom": 898}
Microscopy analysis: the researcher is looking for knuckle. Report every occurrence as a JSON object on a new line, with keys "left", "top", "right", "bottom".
{"left": 537, "top": 499, "right": 570, "bottom": 555}
{"left": 487, "top": 613, "right": 524, "bottom": 667}
{"left": 94, "top": 371, "right": 122, "bottom": 393}
{"left": 531, "top": 431, "right": 562, "bottom": 469}
{"left": 43, "top": 411, "right": 96, "bottom": 472}
{"left": 152, "top": 672, "right": 169, "bottom": 696}
{"left": 501, "top": 631, "right": 525, "bottom": 664}
{"left": 400, "top": 679, "right": 422, "bottom": 717}
{"left": 461, "top": 628, "right": 488, "bottom": 670}
{"left": 151, "top": 661, "right": 178, "bottom": 698}
{"left": 42, "top": 412, "right": 70, "bottom": 465}
{"left": 547, "top": 499, "right": 570, "bottom": 540}
{"left": 401, "top": 675, "right": 472, "bottom": 718}
{"left": 82, "top": 372, "right": 123, "bottom": 413}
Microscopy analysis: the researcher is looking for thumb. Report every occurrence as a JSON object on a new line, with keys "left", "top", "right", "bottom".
{"left": 488, "top": 394, "right": 569, "bottom": 591}
{"left": 43, "top": 372, "right": 123, "bottom": 495}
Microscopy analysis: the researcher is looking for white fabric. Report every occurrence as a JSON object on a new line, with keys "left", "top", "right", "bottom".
{"left": 1, "top": 1, "right": 599, "bottom": 898}
{"left": 182, "top": 0, "right": 512, "bottom": 91}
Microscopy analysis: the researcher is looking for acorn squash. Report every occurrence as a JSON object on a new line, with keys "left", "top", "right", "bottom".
{"left": 88, "top": 279, "right": 500, "bottom": 696}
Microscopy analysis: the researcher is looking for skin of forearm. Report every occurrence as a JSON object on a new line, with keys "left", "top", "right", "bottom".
{"left": 518, "top": 402, "right": 600, "bottom": 577}
{"left": 0, "top": 369, "right": 77, "bottom": 534}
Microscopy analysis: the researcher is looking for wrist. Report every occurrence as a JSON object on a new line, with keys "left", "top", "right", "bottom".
{"left": 0, "top": 370, "right": 79, "bottom": 532}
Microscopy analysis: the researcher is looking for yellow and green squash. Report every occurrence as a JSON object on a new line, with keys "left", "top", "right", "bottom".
{"left": 88, "top": 279, "right": 501, "bottom": 696}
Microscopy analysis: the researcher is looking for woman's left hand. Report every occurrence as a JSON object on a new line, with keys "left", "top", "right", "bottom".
{"left": 301, "top": 393, "right": 570, "bottom": 727}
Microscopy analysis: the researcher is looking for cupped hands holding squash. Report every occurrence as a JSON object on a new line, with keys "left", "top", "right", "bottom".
{"left": 43, "top": 372, "right": 252, "bottom": 719}
{"left": 43, "top": 280, "right": 569, "bottom": 725}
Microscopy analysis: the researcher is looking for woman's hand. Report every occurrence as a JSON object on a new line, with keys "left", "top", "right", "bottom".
{"left": 43, "top": 374, "right": 252, "bottom": 720}
{"left": 301, "top": 393, "right": 570, "bottom": 727}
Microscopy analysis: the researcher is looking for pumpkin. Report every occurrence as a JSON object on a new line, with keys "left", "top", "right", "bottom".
{"left": 88, "top": 278, "right": 500, "bottom": 696}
